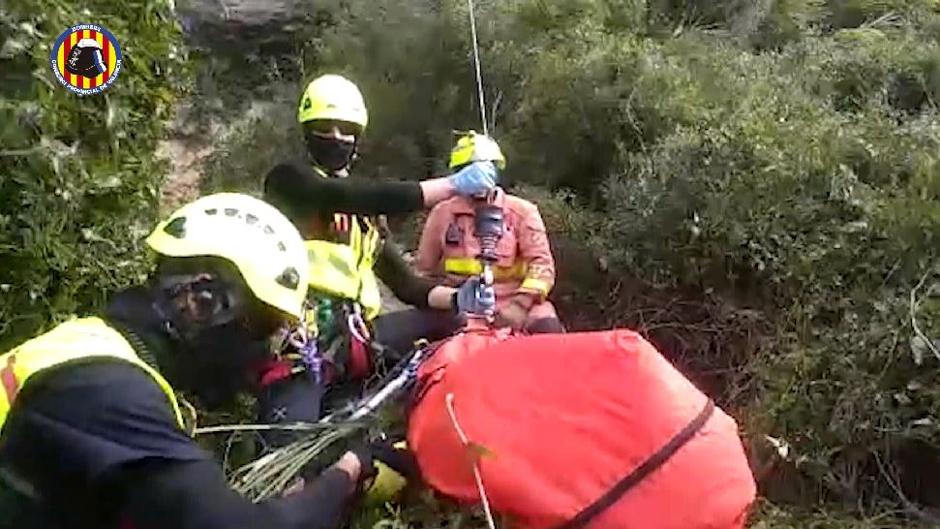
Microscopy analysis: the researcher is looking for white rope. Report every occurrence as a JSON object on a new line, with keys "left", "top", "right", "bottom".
{"left": 446, "top": 392, "right": 498, "bottom": 529}
{"left": 467, "top": 0, "right": 488, "bottom": 135}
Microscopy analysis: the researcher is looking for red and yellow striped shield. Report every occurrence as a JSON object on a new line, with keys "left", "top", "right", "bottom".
{"left": 49, "top": 24, "right": 123, "bottom": 95}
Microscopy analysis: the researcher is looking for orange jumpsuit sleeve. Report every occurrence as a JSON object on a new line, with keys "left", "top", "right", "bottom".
{"left": 416, "top": 204, "right": 448, "bottom": 277}
{"left": 515, "top": 203, "right": 556, "bottom": 300}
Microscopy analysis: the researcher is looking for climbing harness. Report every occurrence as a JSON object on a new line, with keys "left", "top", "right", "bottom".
{"left": 285, "top": 307, "right": 323, "bottom": 384}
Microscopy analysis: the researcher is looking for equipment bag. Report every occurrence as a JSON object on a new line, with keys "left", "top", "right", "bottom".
{"left": 407, "top": 329, "right": 756, "bottom": 529}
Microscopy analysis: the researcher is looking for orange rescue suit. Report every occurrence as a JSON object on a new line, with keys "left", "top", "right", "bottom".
{"left": 416, "top": 188, "right": 558, "bottom": 324}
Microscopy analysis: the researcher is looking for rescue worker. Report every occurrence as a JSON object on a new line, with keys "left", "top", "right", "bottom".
{"left": 324, "top": 133, "right": 567, "bottom": 507}
{"left": 412, "top": 132, "right": 564, "bottom": 334}
{"left": 257, "top": 74, "right": 495, "bottom": 445}
{"left": 0, "top": 193, "right": 376, "bottom": 529}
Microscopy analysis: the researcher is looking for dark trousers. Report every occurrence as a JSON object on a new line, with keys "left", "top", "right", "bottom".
{"left": 256, "top": 373, "right": 324, "bottom": 449}
{"left": 371, "top": 309, "right": 463, "bottom": 361}
{"left": 372, "top": 308, "right": 565, "bottom": 359}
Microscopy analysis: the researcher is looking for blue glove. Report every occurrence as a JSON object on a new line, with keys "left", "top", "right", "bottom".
{"left": 449, "top": 161, "right": 498, "bottom": 197}
{"left": 455, "top": 277, "right": 496, "bottom": 315}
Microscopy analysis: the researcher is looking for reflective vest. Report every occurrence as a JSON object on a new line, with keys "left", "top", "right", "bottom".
{"left": 305, "top": 214, "right": 383, "bottom": 321}
{"left": 0, "top": 317, "right": 186, "bottom": 433}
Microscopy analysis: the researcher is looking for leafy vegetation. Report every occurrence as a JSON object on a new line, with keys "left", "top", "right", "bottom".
{"left": 0, "top": 0, "right": 188, "bottom": 350}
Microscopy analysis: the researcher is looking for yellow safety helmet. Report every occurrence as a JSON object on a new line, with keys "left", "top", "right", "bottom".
{"left": 297, "top": 74, "right": 369, "bottom": 131}
{"left": 145, "top": 193, "right": 309, "bottom": 320}
{"left": 449, "top": 131, "right": 506, "bottom": 170}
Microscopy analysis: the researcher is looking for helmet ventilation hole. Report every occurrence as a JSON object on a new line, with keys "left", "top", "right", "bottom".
{"left": 163, "top": 217, "right": 187, "bottom": 238}
{"left": 275, "top": 267, "right": 300, "bottom": 290}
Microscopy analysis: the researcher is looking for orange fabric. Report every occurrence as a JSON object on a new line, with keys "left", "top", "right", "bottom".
{"left": 407, "top": 330, "right": 756, "bottom": 529}
{"left": 416, "top": 189, "right": 557, "bottom": 310}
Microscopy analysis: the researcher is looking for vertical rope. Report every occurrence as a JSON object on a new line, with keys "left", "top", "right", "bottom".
{"left": 467, "top": 0, "right": 488, "bottom": 135}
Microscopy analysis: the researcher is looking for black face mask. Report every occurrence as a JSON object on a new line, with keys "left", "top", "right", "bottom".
{"left": 169, "top": 321, "right": 272, "bottom": 409}
{"left": 305, "top": 133, "right": 356, "bottom": 172}
{"left": 104, "top": 285, "right": 268, "bottom": 410}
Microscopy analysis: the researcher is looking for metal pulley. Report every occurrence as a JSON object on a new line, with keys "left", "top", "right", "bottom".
{"left": 474, "top": 204, "right": 504, "bottom": 267}
{"left": 471, "top": 203, "right": 504, "bottom": 323}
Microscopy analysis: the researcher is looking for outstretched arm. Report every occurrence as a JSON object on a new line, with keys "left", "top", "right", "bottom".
{"left": 264, "top": 161, "right": 426, "bottom": 216}
{"left": 263, "top": 161, "right": 497, "bottom": 217}
{"left": 0, "top": 362, "right": 361, "bottom": 529}
{"left": 117, "top": 455, "right": 357, "bottom": 529}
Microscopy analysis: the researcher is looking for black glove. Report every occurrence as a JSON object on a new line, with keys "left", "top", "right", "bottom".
{"left": 370, "top": 439, "right": 419, "bottom": 480}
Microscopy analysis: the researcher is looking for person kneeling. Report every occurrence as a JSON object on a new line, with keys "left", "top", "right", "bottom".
{"left": 0, "top": 194, "right": 375, "bottom": 529}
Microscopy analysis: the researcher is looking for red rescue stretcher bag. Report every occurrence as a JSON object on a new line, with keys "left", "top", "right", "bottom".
{"left": 407, "top": 329, "right": 756, "bottom": 529}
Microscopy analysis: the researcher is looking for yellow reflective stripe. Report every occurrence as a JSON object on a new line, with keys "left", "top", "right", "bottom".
{"left": 496, "top": 263, "right": 528, "bottom": 279}
{"left": 520, "top": 277, "right": 551, "bottom": 296}
{"left": 443, "top": 258, "right": 527, "bottom": 279}
{"left": 0, "top": 318, "right": 185, "bottom": 432}
{"left": 358, "top": 271, "right": 382, "bottom": 320}
{"left": 349, "top": 215, "right": 361, "bottom": 257}
{"left": 358, "top": 236, "right": 382, "bottom": 319}
{"left": 444, "top": 257, "right": 482, "bottom": 275}
{"left": 365, "top": 224, "right": 380, "bottom": 264}
{"left": 353, "top": 217, "right": 381, "bottom": 318}
{"left": 134, "top": 355, "right": 187, "bottom": 432}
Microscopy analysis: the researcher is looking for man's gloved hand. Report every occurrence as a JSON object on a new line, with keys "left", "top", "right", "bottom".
{"left": 364, "top": 439, "right": 414, "bottom": 506}
{"left": 455, "top": 277, "right": 496, "bottom": 315}
{"left": 334, "top": 446, "right": 377, "bottom": 492}
{"left": 448, "top": 161, "right": 498, "bottom": 197}
{"left": 370, "top": 439, "right": 418, "bottom": 479}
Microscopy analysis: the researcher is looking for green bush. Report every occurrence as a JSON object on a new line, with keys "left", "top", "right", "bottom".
{"left": 199, "top": 90, "right": 303, "bottom": 195}
{"left": 547, "top": 20, "right": 940, "bottom": 515}
{"left": 0, "top": 0, "right": 188, "bottom": 350}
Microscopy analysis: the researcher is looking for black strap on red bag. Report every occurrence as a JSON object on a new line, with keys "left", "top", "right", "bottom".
{"left": 552, "top": 399, "right": 716, "bottom": 529}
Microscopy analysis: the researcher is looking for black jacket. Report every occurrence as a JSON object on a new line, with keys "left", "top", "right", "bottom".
{"left": 264, "top": 160, "right": 438, "bottom": 308}
{"left": 0, "top": 289, "right": 355, "bottom": 529}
